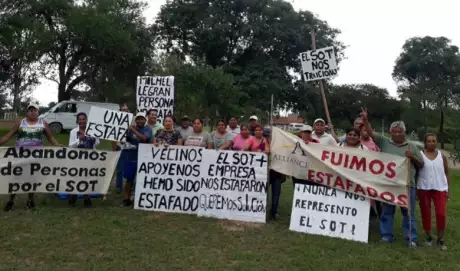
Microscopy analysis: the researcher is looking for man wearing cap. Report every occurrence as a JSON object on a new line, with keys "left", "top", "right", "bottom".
{"left": 299, "top": 125, "right": 319, "bottom": 143}
{"left": 312, "top": 118, "right": 338, "bottom": 146}
{"left": 121, "top": 112, "right": 153, "bottom": 207}
{"left": 249, "top": 115, "right": 258, "bottom": 136}
{"left": 176, "top": 115, "right": 193, "bottom": 141}
{"left": 292, "top": 125, "right": 321, "bottom": 190}
{"left": 0, "top": 103, "right": 62, "bottom": 211}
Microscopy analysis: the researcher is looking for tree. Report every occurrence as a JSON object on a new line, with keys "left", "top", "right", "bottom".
{"left": 152, "top": 54, "right": 245, "bottom": 123}
{"left": 0, "top": 0, "right": 155, "bottom": 102}
{"left": 393, "top": 36, "right": 460, "bottom": 148}
{"left": 154, "top": 0, "right": 345, "bottom": 113}
{"left": 0, "top": 10, "right": 41, "bottom": 111}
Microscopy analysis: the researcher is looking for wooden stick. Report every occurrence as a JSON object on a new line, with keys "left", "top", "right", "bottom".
{"left": 310, "top": 28, "right": 332, "bottom": 125}
{"left": 407, "top": 157, "right": 412, "bottom": 249}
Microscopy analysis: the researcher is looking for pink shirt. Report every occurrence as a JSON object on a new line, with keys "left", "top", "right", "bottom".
{"left": 361, "top": 138, "right": 380, "bottom": 152}
{"left": 247, "top": 137, "right": 266, "bottom": 152}
{"left": 233, "top": 134, "right": 252, "bottom": 150}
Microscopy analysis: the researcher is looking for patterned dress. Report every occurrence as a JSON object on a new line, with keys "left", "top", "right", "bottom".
{"left": 16, "top": 119, "right": 45, "bottom": 148}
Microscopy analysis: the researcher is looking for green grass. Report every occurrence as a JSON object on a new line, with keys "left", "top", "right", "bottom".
{"left": 1, "top": 130, "right": 459, "bottom": 270}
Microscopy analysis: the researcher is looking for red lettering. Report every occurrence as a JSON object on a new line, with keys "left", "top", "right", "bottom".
{"left": 366, "top": 186, "right": 378, "bottom": 197}
{"left": 308, "top": 169, "right": 315, "bottom": 180}
{"left": 344, "top": 153, "right": 350, "bottom": 167}
{"left": 380, "top": 192, "right": 396, "bottom": 203}
{"left": 396, "top": 194, "right": 408, "bottom": 206}
{"left": 330, "top": 152, "right": 343, "bottom": 166}
{"left": 317, "top": 171, "right": 325, "bottom": 184}
{"left": 333, "top": 177, "right": 345, "bottom": 190}
{"left": 349, "top": 156, "right": 367, "bottom": 172}
{"left": 369, "top": 159, "right": 385, "bottom": 175}
{"left": 385, "top": 162, "right": 397, "bottom": 179}
{"left": 345, "top": 179, "right": 353, "bottom": 191}
{"left": 324, "top": 173, "right": 333, "bottom": 186}
{"left": 353, "top": 184, "right": 366, "bottom": 196}
{"left": 320, "top": 150, "right": 330, "bottom": 161}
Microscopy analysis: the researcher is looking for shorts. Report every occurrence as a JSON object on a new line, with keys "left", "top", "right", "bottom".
{"left": 123, "top": 161, "right": 138, "bottom": 183}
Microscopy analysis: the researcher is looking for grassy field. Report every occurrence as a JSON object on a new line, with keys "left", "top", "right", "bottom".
{"left": 0, "top": 129, "right": 459, "bottom": 270}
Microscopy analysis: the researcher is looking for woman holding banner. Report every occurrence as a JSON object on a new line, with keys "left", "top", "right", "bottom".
{"left": 121, "top": 112, "right": 153, "bottom": 207}
{"left": 232, "top": 124, "right": 252, "bottom": 151}
{"left": 337, "top": 128, "right": 368, "bottom": 150}
{"left": 68, "top": 112, "right": 100, "bottom": 207}
{"left": 184, "top": 118, "right": 212, "bottom": 148}
{"left": 1, "top": 103, "right": 62, "bottom": 212}
{"left": 154, "top": 115, "right": 183, "bottom": 146}
{"left": 211, "top": 120, "right": 233, "bottom": 150}
{"left": 244, "top": 124, "right": 268, "bottom": 153}
{"left": 418, "top": 133, "right": 449, "bottom": 250}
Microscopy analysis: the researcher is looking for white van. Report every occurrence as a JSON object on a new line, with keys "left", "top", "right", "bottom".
{"left": 288, "top": 123, "right": 305, "bottom": 131}
{"left": 39, "top": 100, "right": 119, "bottom": 133}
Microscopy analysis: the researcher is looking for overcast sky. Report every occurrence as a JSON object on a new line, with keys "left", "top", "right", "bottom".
{"left": 33, "top": 0, "right": 460, "bottom": 106}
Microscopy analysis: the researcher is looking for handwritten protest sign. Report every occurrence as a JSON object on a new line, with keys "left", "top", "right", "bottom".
{"left": 270, "top": 127, "right": 409, "bottom": 207}
{"left": 134, "top": 145, "right": 269, "bottom": 223}
{"left": 0, "top": 147, "right": 119, "bottom": 194}
{"left": 135, "top": 145, "right": 203, "bottom": 214}
{"left": 86, "top": 106, "right": 133, "bottom": 142}
{"left": 290, "top": 184, "right": 370, "bottom": 243}
{"left": 198, "top": 150, "right": 269, "bottom": 223}
{"left": 136, "top": 76, "right": 175, "bottom": 124}
{"left": 300, "top": 46, "right": 338, "bottom": 81}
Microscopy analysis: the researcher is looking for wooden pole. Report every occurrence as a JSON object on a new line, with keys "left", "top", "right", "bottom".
{"left": 407, "top": 158, "right": 412, "bottom": 250}
{"left": 310, "top": 28, "right": 332, "bottom": 125}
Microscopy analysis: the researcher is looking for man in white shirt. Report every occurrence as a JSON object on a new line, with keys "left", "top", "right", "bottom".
{"left": 312, "top": 118, "right": 338, "bottom": 146}
{"left": 226, "top": 116, "right": 240, "bottom": 135}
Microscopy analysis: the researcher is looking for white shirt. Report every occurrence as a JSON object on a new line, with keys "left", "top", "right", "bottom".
{"left": 69, "top": 127, "right": 100, "bottom": 149}
{"left": 417, "top": 150, "right": 448, "bottom": 191}
{"left": 312, "top": 132, "right": 337, "bottom": 146}
{"left": 226, "top": 125, "right": 240, "bottom": 135}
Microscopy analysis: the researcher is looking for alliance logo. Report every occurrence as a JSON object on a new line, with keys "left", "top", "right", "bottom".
{"left": 291, "top": 141, "right": 307, "bottom": 157}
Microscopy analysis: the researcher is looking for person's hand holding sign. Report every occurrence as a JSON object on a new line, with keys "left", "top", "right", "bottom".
{"left": 405, "top": 148, "right": 413, "bottom": 158}
{"left": 79, "top": 132, "right": 86, "bottom": 141}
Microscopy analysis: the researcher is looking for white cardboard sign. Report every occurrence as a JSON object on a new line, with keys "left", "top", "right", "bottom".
{"left": 290, "top": 184, "right": 370, "bottom": 243}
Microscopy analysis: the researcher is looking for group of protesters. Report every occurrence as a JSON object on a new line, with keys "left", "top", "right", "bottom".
{"left": 0, "top": 102, "right": 449, "bottom": 250}
{"left": 291, "top": 108, "right": 449, "bottom": 250}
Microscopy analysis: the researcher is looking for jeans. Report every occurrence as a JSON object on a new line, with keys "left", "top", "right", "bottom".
{"left": 269, "top": 170, "right": 284, "bottom": 216}
{"left": 115, "top": 148, "right": 126, "bottom": 190}
{"left": 380, "top": 187, "right": 417, "bottom": 242}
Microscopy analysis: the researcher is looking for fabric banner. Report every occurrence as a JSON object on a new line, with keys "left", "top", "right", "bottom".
{"left": 134, "top": 144, "right": 268, "bottom": 223}
{"left": 0, "top": 147, "right": 119, "bottom": 194}
{"left": 270, "top": 127, "right": 409, "bottom": 207}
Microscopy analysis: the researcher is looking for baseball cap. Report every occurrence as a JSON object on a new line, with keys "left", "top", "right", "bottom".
{"left": 181, "top": 115, "right": 189, "bottom": 121}
{"left": 300, "top": 125, "right": 313, "bottom": 132}
{"left": 27, "top": 103, "right": 39, "bottom": 110}
{"left": 135, "top": 112, "right": 146, "bottom": 119}
{"left": 313, "top": 118, "right": 325, "bottom": 124}
{"left": 249, "top": 115, "right": 258, "bottom": 121}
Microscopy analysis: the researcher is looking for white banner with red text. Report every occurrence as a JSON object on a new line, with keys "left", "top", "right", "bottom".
{"left": 270, "top": 127, "right": 409, "bottom": 207}
{"left": 0, "top": 147, "right": 119, "bottom": 194}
